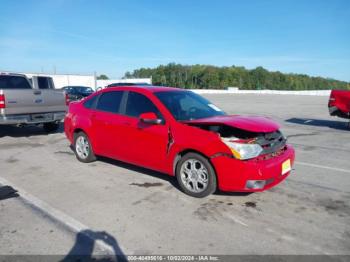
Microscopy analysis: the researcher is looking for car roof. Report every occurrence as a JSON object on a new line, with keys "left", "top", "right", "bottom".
{"left": 0, "top": 72, "right": 27, "bottom": 77}
{"left": 103, "top": 85, "right": 186, "bottom": 93}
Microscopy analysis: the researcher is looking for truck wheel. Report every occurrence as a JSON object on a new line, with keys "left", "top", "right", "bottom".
{"left": 43, "top": 122, "right": 59, "bottom": 133}
{"left": 176, "top": 153, "right": 217, "bottom": 198}
{"left": 74, "top": 132, "right": 96, "bottom": 163}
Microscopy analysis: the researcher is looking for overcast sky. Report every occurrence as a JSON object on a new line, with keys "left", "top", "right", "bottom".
{"left": 0, "top": 0, "right": 349, "bottom": 81}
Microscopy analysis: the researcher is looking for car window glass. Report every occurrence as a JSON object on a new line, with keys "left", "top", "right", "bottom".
{"left": 73, "top": 86, "right": 93, "bottom": 93}
{"left": 38, "top": 77, "right": 54, "bottom": 89}
{"left": 0, "top": 75, "right": 32, "bottom": 89}
{"left": 125, "top": 92, "right": 162, "bottom": 118}
{"left": 155, "top": 91, "right": 225, "bottom": 121}
{"left": 178, "top": 94, "right": 208, "bottom": 112}
{"left": 96, "top": 91, "right": 123, "bottom": 113}
{"left": 84, "top": 95, "right": 98, "bottom": 109}
{"left": 80, "top": 87, "right": 93, "bottom": 92}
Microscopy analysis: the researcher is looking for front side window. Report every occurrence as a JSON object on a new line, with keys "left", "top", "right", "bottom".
{"left": 155, "top": 91, "right": 226, "bottom": 121}
{"left": 96, "top": 91, "right": 123, "bottom": 113}
{"left": 125, "top": 92, "right": 162, "bottom": 118}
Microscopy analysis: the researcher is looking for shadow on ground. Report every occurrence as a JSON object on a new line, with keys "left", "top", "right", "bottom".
{"left": 62, "top": 230, "right": 127, "bottom": 262}
{"left": 0, "top": 185, "right": 19, "bottom": 201}
{"left": 285, "top": 118, "right": 349, "bottom": 131}
{"left": 91, "top": 156, "right": 252, "bottom": 197}
{"left": 215, "top": 191, "right": 252, "bottom": 197}
{"left": 97, "top": 156, "right": 180, "bottom": 191}
{"left": 69, "top": 141, "right": 254, "bottom": 197}
{"left": 0, "top": 123, "right": 64, "bottom": 138}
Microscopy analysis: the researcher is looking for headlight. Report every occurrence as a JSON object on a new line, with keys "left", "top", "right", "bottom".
{"left": 221, "top": 138, "right": 263, "bottom": 160}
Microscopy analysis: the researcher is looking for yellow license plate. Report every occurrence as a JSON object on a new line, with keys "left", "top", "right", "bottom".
{"left": 282, "top": 159, "right": 291, "bottom": 175}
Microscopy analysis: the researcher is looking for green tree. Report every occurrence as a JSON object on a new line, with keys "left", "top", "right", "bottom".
{"left": 124, "top": 63, "right": 349, "bottom": 90}
{"left": 97, "top": 74, "right": 109, "bottom": 80}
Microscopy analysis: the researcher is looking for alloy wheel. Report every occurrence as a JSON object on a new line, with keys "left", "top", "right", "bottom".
{"left": 180, "top": 159, "right": 209, "bottom": 193}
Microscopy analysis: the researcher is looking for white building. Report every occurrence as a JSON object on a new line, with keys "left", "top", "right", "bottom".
{"left": 25, "top": 73, "right": 96, "bottom": 89}
{"left": 2, "top": 70, "right": 152, "bottom": 90}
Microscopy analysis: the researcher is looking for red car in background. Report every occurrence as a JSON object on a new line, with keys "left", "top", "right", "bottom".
{"left": 328, "top": 90, "right": 350, "bottom": 119}
{"left": 64, "top": 86, "right": 295, "bottom": 197}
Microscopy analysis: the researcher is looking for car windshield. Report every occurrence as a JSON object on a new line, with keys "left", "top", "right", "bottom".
{"left": 75, "top": 86, "right": 93, "bottom": 92}
{"left": 155, "top": 90, "right": 226, "bottom": 121}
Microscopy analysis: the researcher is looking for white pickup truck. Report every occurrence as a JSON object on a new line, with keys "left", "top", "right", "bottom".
{"left": 0, "top": 72, "right": 67, "bottom": 132}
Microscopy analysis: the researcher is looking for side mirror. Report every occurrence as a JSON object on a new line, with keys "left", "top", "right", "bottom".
{"left": 139, "top": 112, "right": 162, "bottom": 125}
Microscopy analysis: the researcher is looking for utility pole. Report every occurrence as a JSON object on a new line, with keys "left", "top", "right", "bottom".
{"left": 94, "top": 71, "right": 97, "bottom": 90}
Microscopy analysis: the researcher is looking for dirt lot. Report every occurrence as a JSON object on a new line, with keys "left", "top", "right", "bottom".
{"left": 0, "top": 94, "right": 349, "bottom": 257}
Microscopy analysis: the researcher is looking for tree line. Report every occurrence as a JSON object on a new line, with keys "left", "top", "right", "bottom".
{"left": 124, "top": 63, "right": 349, "bottom": 90}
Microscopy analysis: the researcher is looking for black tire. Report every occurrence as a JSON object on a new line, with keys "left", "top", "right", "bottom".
{"left": 43, "top": 122, "right": 59, "bottom": 133}
{"left": 73, "top": 132, "right": 96, "bottom": 163}
{"left": 176, "top": 152, "right": 217, "bottom": 198}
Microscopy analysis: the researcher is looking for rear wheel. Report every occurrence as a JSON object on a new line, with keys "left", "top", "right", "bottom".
{"left": 74, "top": 132, "right": 96, "bottom": 163}
{"left": 43, "top": 122, "right": 59, "bottom": 133}
{"left": 176, "top": 153, "right": 217, "bottom": 198}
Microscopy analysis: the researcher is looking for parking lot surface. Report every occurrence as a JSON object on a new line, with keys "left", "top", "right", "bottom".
{"left": 0, "top": 94, "right": 349, "bottom": 256}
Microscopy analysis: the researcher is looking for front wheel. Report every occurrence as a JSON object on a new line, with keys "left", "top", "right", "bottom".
{"left": 176, "top": 153, "right": 217, "bottom": 198}
{"left": 74, "top": 132, "right": 96, "bottom": 163}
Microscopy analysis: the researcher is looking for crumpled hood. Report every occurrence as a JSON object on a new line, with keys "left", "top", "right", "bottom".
{"left": 184, "top": 115, "right": 280, "bottom": 133}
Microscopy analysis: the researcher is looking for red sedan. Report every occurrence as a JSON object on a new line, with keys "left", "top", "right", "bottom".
{"left": 64, "top": 86, "right": 295, "bottom": 197}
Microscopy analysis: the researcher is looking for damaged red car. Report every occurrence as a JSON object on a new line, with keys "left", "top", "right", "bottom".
{"left": 64, "top": 86, "right": 295, "bottom": 197}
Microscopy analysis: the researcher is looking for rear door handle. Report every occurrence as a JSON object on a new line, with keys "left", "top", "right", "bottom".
{"left": 33, "top": 90, "right": 41, "bottom": 95}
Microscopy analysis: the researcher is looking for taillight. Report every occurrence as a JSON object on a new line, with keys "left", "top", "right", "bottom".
{"left": 0, "top": 94, "right": 5, "bottom": 109}
{"left": 65, "top": 93, "right": 70, "bottom": 106}
{"left": 328, "top": 96, "right": 336, "bottom": 107}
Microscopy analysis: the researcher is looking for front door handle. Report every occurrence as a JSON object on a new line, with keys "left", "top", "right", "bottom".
{"left": 33, "top": 90, "right": 41, "bottom": 95}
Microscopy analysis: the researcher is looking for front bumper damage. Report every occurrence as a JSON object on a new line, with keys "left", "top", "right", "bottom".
{"left": 211, "top": 145, "right": 295, "bottom": 192}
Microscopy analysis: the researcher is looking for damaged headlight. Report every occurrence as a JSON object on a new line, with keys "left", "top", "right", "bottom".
{"left": 221, "top": 138, "right": 263, "bottom": 160}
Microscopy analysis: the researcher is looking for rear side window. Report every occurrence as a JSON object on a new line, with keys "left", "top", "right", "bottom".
{"left": 96, "top": 91, "right": 123, "bottom": 113}
{"left": 0, "top": 75, "right": 32, "bottom": 89}
{"left": 84, "top": 95, "right": 98, "bottom": 109}
{"left": 125, "top": 92, "right": 161, "bottom": 118}
{"left": 37, "top": 77, "right": 54, "bottom": 89}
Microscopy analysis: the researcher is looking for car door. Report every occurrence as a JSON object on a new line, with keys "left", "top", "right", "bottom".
{"left": 117, "top": 91, "right": 169, "bottom": 172}
{"left": 35, "top": 76, "right": 67, "bottom": 114}
{"left": 91, "top": 91, "right": 125, "bottom": 158}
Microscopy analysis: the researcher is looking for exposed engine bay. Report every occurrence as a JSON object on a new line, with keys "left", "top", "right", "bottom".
{"left": 187, "top": 123, "right": 287, "bottom": 158}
